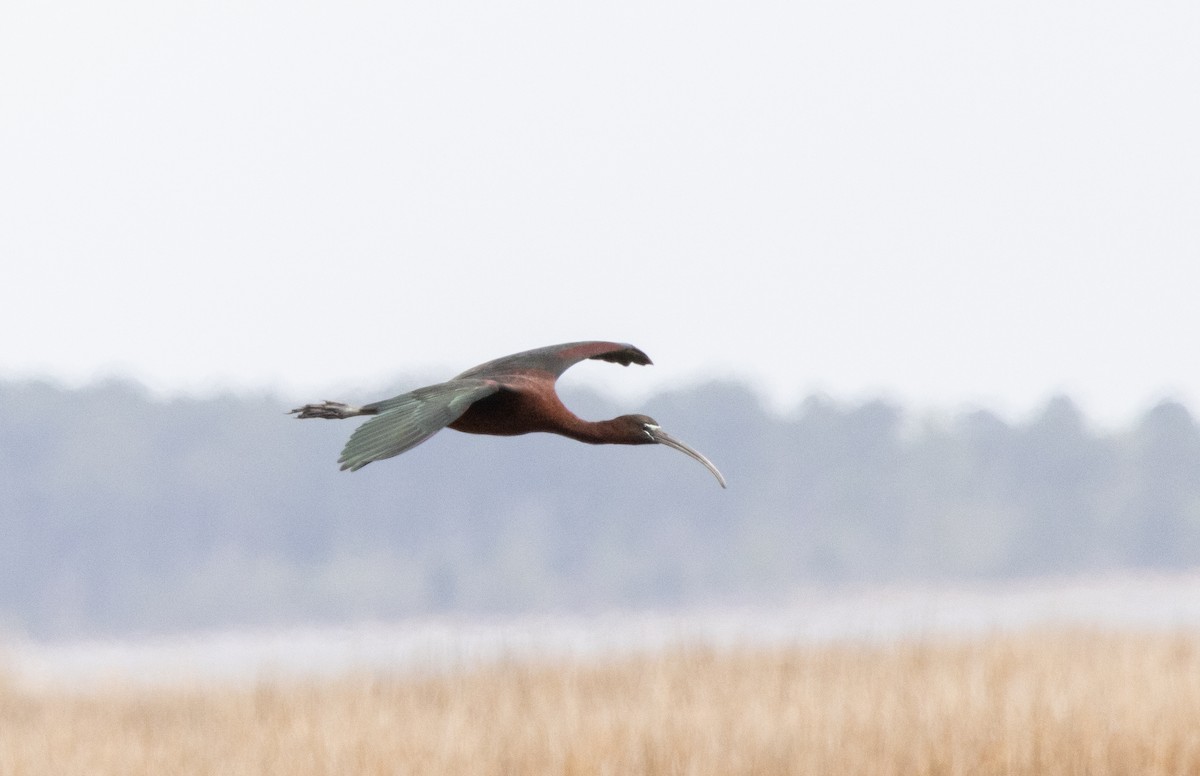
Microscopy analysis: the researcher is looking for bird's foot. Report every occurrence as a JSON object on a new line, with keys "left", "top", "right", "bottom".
{"left": 288, "top": 400, "right": 363, "bottom": 420}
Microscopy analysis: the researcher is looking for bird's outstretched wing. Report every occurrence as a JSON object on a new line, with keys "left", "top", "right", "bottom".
{"left": 339, "top": 379, "right": 500, "bottom": 471}
{"left": 455, "top": 341, "right": 652, "bottom": 381}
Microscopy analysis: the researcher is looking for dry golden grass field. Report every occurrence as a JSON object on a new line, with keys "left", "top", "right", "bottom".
{"left": 3, "top": 629, "right": 1200, "bottom": 775}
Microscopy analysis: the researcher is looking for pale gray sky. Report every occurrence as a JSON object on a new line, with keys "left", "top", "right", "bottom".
{"left": 3, "top": 1, "right": 1198, "bottom": 423}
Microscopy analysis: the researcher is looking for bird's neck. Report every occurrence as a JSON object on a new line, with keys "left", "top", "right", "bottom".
{"left": 554, "top": 416, "right": 639, "bottom": 446}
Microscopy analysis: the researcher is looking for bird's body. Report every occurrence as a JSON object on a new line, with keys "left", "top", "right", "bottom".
{"left": 290, "top": 341, "right": 726, "bottom": 487}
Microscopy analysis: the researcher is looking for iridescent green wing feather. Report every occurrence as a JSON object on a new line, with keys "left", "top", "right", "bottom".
{"left": 338, "top": 379, "right": 500, "bottom": 471}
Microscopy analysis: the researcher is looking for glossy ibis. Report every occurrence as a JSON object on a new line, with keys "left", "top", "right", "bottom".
{"left": 290, "top": 341, "right": 726, "bottom": 487}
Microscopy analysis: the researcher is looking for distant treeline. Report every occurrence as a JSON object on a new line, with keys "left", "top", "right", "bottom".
{"left": 1, "top": 378, "right": 1197, "bottom": 638}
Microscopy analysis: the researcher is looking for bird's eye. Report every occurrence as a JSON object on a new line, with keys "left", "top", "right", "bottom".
{"left": 642, "top": 422, "right": 660, "bottom": 440}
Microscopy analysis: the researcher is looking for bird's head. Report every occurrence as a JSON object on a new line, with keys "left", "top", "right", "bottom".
{"left": 616, "top": 413, "right": 727, "bottom": 488}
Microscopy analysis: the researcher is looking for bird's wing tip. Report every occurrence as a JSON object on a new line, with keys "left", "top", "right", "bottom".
{"left": 588, "top": 343, "right": 652, "bottom": 367}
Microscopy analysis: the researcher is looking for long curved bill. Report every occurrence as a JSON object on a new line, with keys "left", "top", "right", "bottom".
{"left": 647, "top": 426, "right": 727, "bottom": 489}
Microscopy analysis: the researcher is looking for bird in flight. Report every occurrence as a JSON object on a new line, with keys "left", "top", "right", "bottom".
{"left": 290, "top": 341, "right": 726, "bottom": 488}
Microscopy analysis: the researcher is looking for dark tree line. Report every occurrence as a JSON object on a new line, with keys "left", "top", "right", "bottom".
{"left": 1, "top": 378, "right": 1197, "bottom": 638}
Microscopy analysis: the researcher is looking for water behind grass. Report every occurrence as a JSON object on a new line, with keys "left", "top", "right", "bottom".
{"left": 6, "top": 571, "right": 1200, "bottom": 686}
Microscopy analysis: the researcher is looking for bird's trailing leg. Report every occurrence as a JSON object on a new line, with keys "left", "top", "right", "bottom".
{"left": 288, "top": 400, "right": 368, "bottom": 420}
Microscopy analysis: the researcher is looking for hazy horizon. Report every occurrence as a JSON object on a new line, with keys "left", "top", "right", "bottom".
{"left": 2, "top": 365, "right": 1194, "bottom": 433}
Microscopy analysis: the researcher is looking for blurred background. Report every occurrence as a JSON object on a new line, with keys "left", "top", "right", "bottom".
{"left": 2, "top": 0, "right": 1199, "bottom": 646}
